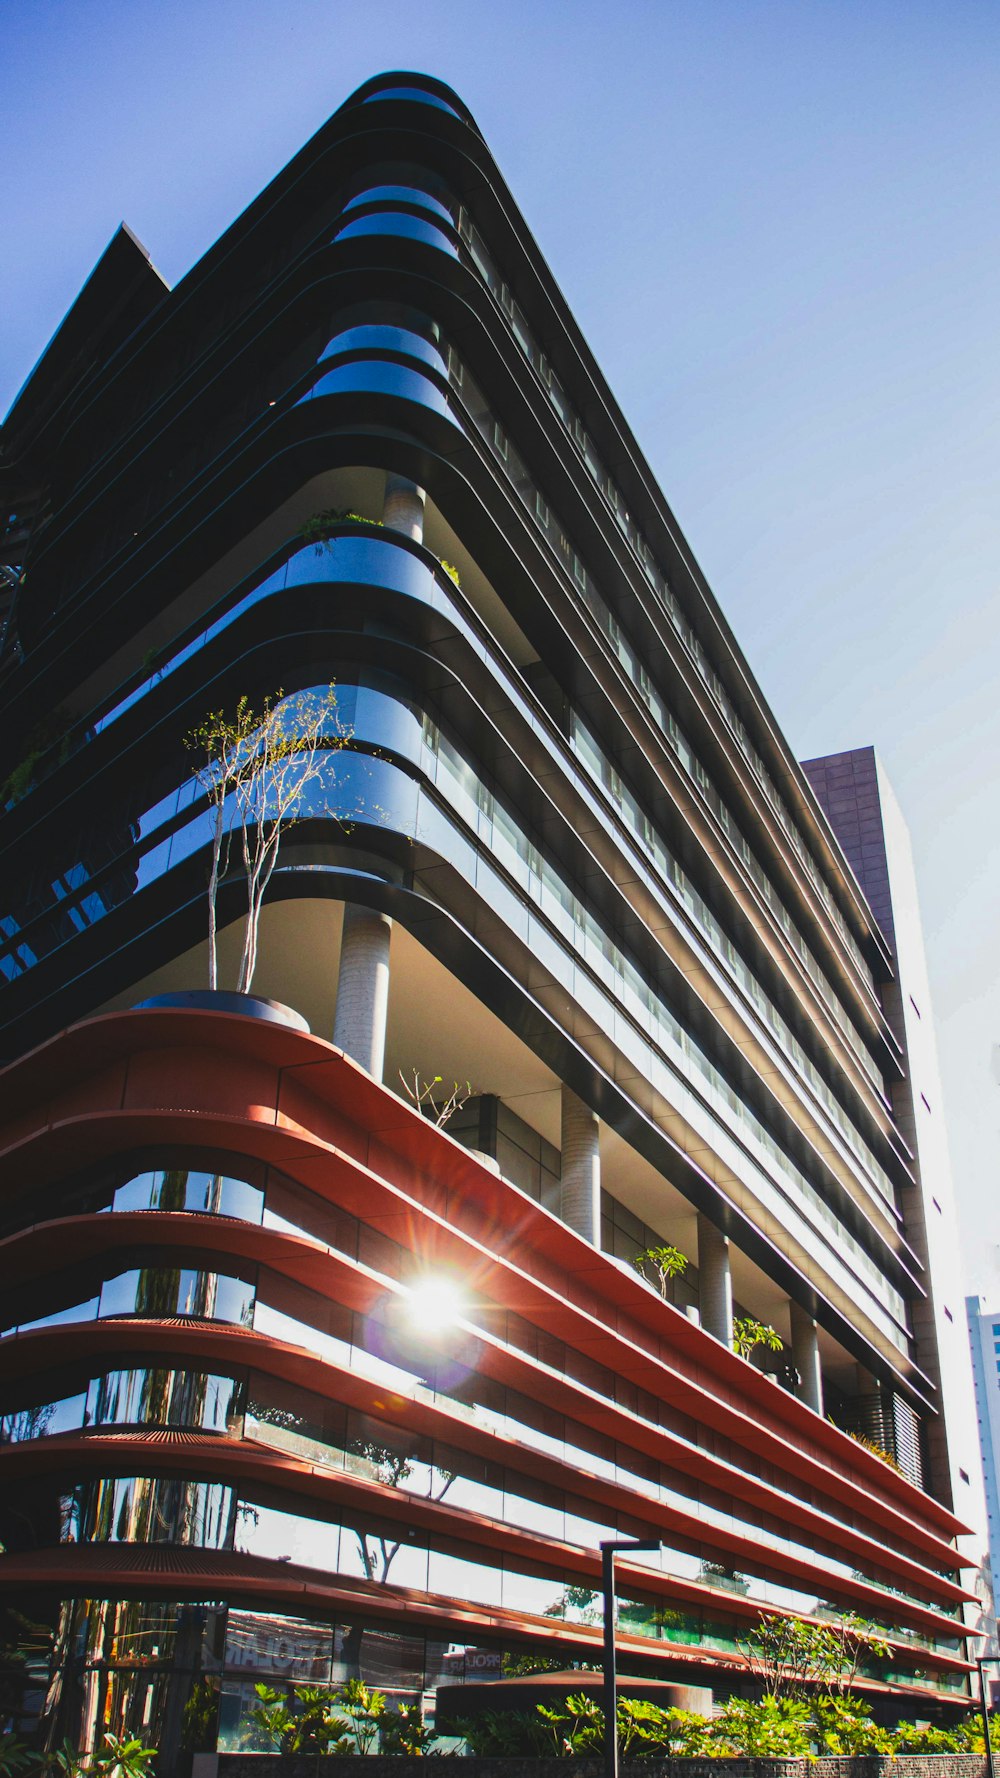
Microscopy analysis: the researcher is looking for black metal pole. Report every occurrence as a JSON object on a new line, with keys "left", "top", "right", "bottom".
{"left": 600, "top": 1538, "right": 660, "bottom": 1778}
{"left": 602, "top": 1544, "right": 618, "bottom": 1778}
{"left": 979, "top": 1659, "right": 996, "bottom": 1778}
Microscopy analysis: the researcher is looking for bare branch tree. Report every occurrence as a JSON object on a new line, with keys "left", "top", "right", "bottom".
{"left": 397, "top": 1070, "right": 473, "bottom": 1127}
{"left": 185, "top": 685, "right": 349, "bottom": 993}
{"left": 736, "top": 1611, "right": 889, "bottom": 1700}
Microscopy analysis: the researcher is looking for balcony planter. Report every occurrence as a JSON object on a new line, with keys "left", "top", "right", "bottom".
{"left": 133, "top": 989, "right": 310, "bottom": 1032}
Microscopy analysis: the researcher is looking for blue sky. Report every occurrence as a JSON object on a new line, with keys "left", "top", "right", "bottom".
{"left": 5, "top": 0, "right": 1000, "bottom": 1288}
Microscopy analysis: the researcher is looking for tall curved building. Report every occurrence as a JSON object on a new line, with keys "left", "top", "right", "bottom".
{"left": 0, "top": 71, "right": 986, "bottom": 1769}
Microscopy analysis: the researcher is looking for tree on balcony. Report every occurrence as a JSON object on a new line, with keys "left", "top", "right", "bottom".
{"left": 185, "top": 685, "right": 348, "bottom": 993}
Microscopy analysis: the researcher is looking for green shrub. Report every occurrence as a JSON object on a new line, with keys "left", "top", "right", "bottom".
{"left": 732, "top": 1315, "right": 783, "bottom": 1360}
{"left": 712, "top": 1694, "right": 814, "bottom": 1757}
{"left": 245, "top": 1680, "right": 352, "bottom": 1755}
{"left": 632, "top": 1244, "right": 689, "bottom": 1296}
{"left": 537, "top": 1690, "right": 604, "bottom": 1755}
{"left": 380, "top": 1702, "right": 437, "bottom": 1757}
{"left": 810, "top": 1695, "right": 894, "bottom": 1755}
{"left": 451, "top": 1708, "right": 550, "bottom": 1756}
{"left": 299, "top": 508, "right": 383, "bottom": 549}
{"left": 891, "top": 1720, "right": 968, "bottom": 1754}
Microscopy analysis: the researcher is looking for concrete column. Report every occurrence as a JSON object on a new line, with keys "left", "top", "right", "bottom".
{"left": 333, "top": 904, "right": 392, "bottom": 1078}
{"left": 560, "top": 1085, "right": 601, "bottom": 1245}
{"left": 382, "top": 475, "right": 426, "bottom": 543}
{"left": 790, "top": 1301, "right": 823, "bottom": 1414}
{"left": 698, "top": 1213, "right": 733, "bottom": 1345}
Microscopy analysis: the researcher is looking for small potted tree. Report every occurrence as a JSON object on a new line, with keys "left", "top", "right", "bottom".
{"left": 137, "top": 685, "right": 348, "bottom": 1029}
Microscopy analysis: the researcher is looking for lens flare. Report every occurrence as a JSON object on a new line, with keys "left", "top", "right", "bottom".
{"left": 403, "top": 1277, "right": 464, "bottom": 1336}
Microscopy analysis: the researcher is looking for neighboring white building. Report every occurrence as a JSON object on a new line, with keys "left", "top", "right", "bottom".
{"left": 967, "top": 1294, "right": 1000, "bottom": 1655}
{"left": 804, "top": 749, "right": 994, "bottom": 1659}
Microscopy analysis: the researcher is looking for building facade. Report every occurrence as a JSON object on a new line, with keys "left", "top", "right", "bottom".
{"left": 966, "top": 1294, "right": 1000, "bottom": 1660}
{"left": 0, "top": 72, "right": 984, "bottom": 1767}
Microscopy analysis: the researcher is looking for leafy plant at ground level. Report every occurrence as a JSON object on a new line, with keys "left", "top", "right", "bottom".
{"left": 712, "top": 1694, "right": 814, "bottom": 1757}
{"left": 86, "top": 1735, "right": 157, "bottom": 1778}
{"left": 892, "top": 1720, "right": 970, "bottom": 1753}
{"left": 615, "top": 1699, "right": 709, "bottom": 1756}
{"left": 379, "top": 1702, "right": 438, "bottom": 1756}
{"left": 245, "top": 1681, "right": 351, "bottom": 1755}
{"left": 533, "top": 1693, "right": 721, "bottom": 1758}
{"left": 810, "top": 1694, "right": 894, "bottom": 1755}
{"left": 338, "top": 1677, "right": 388, "bottom": 1756}
{"left": 179, "top": 1674, "right": 220, "bottom": 1752}
{"left": 732, "top": 1315, "right": 784, "bottom": 1360}
{"left": 290, "top": 1685, "right": 354, "bottom": 1756}
{"left": 632, "top": 1243, "right": 689, "bottom": 1296}
{"left": 11, "top": 1737, "right": 158, "bottom": 1778}
{"left": 657, "top": 1707, "right": 720, "bottom": 1756}
{"left": 953, "top": 1712, "right": 1000, "bottom": 1753}
{"left": 450, "top": 1708, "right": 551, "bottom": 1757}
{"left": 0, "top": 1732, "right": 38, "bottom": 1775}
{"left": 243, "top": 1682, "right": 295, "bottom": 1752}
{"left": 33, "top": 1739, "right": 81, "bottom": 1777}
{"left": 536, "top": 1690, "right": 604, "bottom": 1756}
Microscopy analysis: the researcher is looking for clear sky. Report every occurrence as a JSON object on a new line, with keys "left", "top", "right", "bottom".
{"left": 5, "top": 0, "right": 1000, "bottom": 1288}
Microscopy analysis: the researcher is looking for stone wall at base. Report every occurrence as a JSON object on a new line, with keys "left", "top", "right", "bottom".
{"left": 213, "top": 1754, "right": 988, "bottom": 1778}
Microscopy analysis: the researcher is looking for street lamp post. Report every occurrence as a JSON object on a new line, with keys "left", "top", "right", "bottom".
{"left": 977, "top": 1657, "right": 999, "bottom": 1778}
{"left": 601, "top": 1538, "right": 660, "bottom": 1778}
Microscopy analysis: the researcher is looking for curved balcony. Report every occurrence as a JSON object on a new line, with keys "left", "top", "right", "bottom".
{"left": 0, "top": 530, "right": 926, "bottom": 1376}
{"left": 332, "top": 211, "right": 460, "bottom": 259}
{"left": 0, "top": 1008, "right": 968, "bottom": 1551}
{"left": 356, "top": 84, "right": 463, "bottom": 118}
{"left": 0, "top": 1007, "right": 975, "bottom": 1738}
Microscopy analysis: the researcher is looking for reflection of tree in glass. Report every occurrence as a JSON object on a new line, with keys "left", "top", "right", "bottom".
{"left": 155, "top": 1169, "right": 192, "bottom": 1211}
{"left": 74, "top": 1474, "right": 236, "bottom": 1551}
{"left": 341, "top": 1440, "right": 454, "bottom": 1678}
{"left": 545, "top": 1583, "right": 601, "bottom": 1625}
{"left": 698, "top": 1560, "right": 750, "bottom": 1596}
{"left": 135, "top": 1264, "right": 184, "bottom": 1318}
{"left": 84, "top": 1362, "right": 220, "bottom": 1435}
{"left": 141, "top": 1367, "right": 209, "bottom": 1431}
{"left": 502, "top": 1649, "right": 599, "bottom": 1677}
{"left": 0, "top": 1402, "right": 54, "bottom": 1444}
{"left": 181, "top": 1675, "right": 221, "bottom": 1755}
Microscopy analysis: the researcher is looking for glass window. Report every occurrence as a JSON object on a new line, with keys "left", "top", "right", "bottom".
{"left": 359, "top": 87, "right": 460, "bottom": 116}
{"left": 86, "top": 1367, "right": 245, "bottom": 1434}
{"left": 332, "top": 213, "right": 459, "bottom": 258}
{"left": 111, "top": 1167, "right": 264, "bottom": 1222}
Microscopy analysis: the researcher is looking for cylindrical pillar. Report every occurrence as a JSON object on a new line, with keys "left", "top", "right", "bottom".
{"left": 790, "top": 1301, "right": 823, "bottom": 1414}
{"left": 333, "top": 904, "right": 392, "bottom": 1079}
{"left": 382, "top": 475, "right": 426, "bottom": 543}
{"left": 560, "top": 1085, "right": 601, "bottom": 1245}
{"left": 698, "top": 1213, "right": 733, "bottom": 1345}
